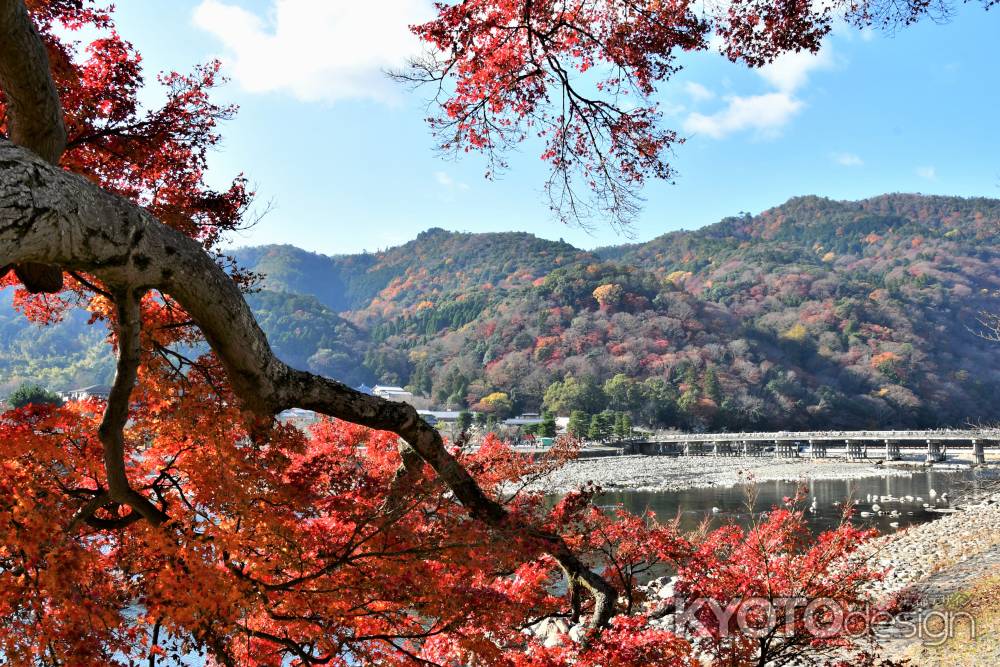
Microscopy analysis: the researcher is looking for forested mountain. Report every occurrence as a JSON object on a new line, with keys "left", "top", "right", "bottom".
{"left": 4, "top": 194, "right": 1000, "bottom": 430}
{"left": 236, "top": 229, "right": 592, "bottom": 314}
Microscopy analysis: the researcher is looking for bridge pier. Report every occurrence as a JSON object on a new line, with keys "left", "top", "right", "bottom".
{"left": 775, "top": 440, "right": 797, "bottom": 457}
{"left": 684, "top": 441, "right": 705, "bottom": 456}
{"left": 809, "top": 439, "right": 827, "bottom": 458}
{"left": 973, "top": 439, "right": 985, "bottom": 465}
{"left": 846, "top": 439, "right": 866, "bottom": 460}
{"left": 884, "top": 438, "right": 901, "bottom": 461}
{"left": 925, "top": 439, "right": 945, "bottom": 463}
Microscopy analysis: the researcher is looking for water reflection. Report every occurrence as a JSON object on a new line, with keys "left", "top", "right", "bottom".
{"left": 596, "top": 470, "right": 976, "bottom": 535}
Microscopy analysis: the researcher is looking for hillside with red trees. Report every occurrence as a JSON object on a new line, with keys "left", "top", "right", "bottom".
{"left": 9, "top": 193, "right": 999, "bottom": 430}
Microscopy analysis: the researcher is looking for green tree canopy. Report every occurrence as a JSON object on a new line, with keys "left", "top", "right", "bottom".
{"left": 7, "top": 383, "right": 63, "bottom": 409}
{"left": 539, "top": 411, "right": 557, "bottom": 438}
{"left": 603, "top": 373, "right": 642, "bottom": 413}
{"left": 587, "top": 412, "right": 614, "bottom": 442}
{"left": 543, "top": 375, "right": 607, "bottom": 416}
{"left": 567, "top": 410, "right": 590, "bottom": 439}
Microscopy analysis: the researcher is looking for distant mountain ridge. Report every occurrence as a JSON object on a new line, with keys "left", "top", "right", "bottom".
{"left": 4, "top": 193, "right": 1000, "bottom": 430}
{"left": 233, "top": 229, "right": 594, "bottom": 314}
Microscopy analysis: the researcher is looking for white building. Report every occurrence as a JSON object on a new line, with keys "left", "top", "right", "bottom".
{"left": 503, "top": 413, "right": 544, "bottom": 427}
{"left": 372, "top": 385, "right": 415, "bottom": 404}
{"left": 62, "top": 384, "right": 113, "bottom": 402}
{"left": 278, "top": 408, "right": 319, "bottom": 428}
{"left": 418, "top": 410, "right": 462, "bottom": 424}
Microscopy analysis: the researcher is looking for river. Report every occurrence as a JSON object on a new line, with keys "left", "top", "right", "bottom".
{"left": 596, "top": 469, "right": 979, "bottom": 535}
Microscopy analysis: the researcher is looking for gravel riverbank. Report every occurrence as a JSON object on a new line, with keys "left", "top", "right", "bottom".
{"left": 861, "top": 492, "right": 1000, "bottom": 600}
{"left": 528, "top": 458, "right": 1000, "bottom": 662}
{"left": 535, "top": 453, "right": 914, "bottom": 493}
{"left": 534, "top": 450, "right": 1000, "bottom": 494}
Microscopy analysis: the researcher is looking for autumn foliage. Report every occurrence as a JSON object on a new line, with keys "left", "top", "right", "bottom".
{"left": 404, "top": 0, "right": 981, "bottom": 227}
{"left": 0, "top": 392, "right": 891, "bottom": 665}
{"left": 0, "top": 0, "right": 959, "bottom": 664}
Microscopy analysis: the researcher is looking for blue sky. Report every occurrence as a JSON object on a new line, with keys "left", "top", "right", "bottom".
{"left": 107, "top": 1, "right": 1000, "bottom": 255}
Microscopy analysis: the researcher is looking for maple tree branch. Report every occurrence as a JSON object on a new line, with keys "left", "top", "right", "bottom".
{"left": 0, "top": 0, "right": 65, "bottom": 293}
{"left": 0, "top": 141, "right": 615, "bottom": 627}
{"left": 99, "top": 290, "right": 168, "bottom": 524}
{"left": 0, "top": 0, "right": 64, "bottom": 162}
{"left": 0, "top": 0, "right": 617, "bottom": 629}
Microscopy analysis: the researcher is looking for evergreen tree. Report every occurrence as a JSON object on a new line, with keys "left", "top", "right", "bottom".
{"left": 604, "top": 373, "right": 640, "bottom": 413}
{"left": 6, "top": 383, "right": 62, "bottom": 409}
{"left": 612, "top": 412, "right": 633, "bottom": 441}
{"left": 620, "top": 413, "right": 632, "bottom": 440}
{"left": 456, "top": 410, "right": 473, "bottom": 434}
{"left": 588, "top": 412, "right": 613, "bottom": 442}
{"left": 567, "top": 410, "right": 589, "bottom": 439}
{"left": 703, "top": 365, "right": 721, "bottom": 403}
{"left": 543, "top": 375, "right": 607, "bottom": 415}
{"left": 540, "top": 411, "right": 557, "bottom": 437}
{"left": 682, "top": 364, "right": 699, "bottom": 389}
{"left": 677, "top": 387, "right": 699, "bottom": 420}
{"left": 638, "top": 377, "right": 678, "bottom": 427}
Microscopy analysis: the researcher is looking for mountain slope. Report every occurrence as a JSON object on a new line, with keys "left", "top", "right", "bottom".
{"left": 233, "top": 229, "right": 594, "bottom": 315}
{"left": 4, "top": 193, "right": 1000, "bottom": 430}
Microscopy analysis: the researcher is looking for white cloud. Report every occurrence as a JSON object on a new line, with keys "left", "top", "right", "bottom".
{"left": 758, "top": 47, "right": 835, "bottom": 93}
{"left": 192, "top": 0, "right": 433, "bottom": 104}
{"left": 434, "top": 171, "right": 469, "bottom": 190}
{"left": 683, "top": 93, "right": 803, "bottom": 140}
{"left": 833, "top": 152, "right": 863, "bottom": 167}
{"left": 684, "top": 81, "right": 715, "bottom": 102}
{"left": 683, "top": 43, "right": 834, "bottom": 140}
{"left": 916, "top": 165, "right": 937, "bottom": 180}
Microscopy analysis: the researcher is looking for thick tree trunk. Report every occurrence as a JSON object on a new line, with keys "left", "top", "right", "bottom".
{"left": 0, "top": 0, "right": 616, "bottom": 630}
{"left": 0, "top": 0, "right": 65, "bottom": 293}
{"left": 0, "top": 139, "right": 615, "bottom": 627}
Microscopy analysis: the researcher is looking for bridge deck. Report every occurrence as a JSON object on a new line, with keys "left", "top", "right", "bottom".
{"left": 643, "top": 429, "right": 999, "bottom": 444}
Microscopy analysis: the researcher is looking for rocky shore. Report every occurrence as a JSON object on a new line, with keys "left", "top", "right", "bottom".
{"left": 860, "top": 491, "right": 1000, "bottom": 600}
{"left": 535, "top": 453, "right": 915, "bottom": 494}
{"left": 534, "top": 449, "right": 1000, "bottom": 494}
{"left": 527, "top": 466, "right": 1000, "bottom": 661}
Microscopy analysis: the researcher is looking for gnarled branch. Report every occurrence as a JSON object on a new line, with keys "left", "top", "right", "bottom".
{"left": 0, "top": 0, "right": 65, "bottom": 292}
{"left": 0, "top": 139, "right": 615, "bottom": 626}
{"left": 98, "top": 290, "right": 168, "bottom": 524}
{"left": 0, "top": 0, "right": 616, "bottom": 628}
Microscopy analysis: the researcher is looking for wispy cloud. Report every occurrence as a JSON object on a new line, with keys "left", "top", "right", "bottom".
{"left": 434, "top": 171, "right": 469, "bottom": 191}
{"left": 192, "top": 0, "right": 433, "bottom": 104}
{"left": 758, "top": 47, "right": 835, "bottom": 93}
{"left": 683, "top": 43, "right": 835, "bottom": 140}
{"left": 683, "top": 81, "right": 715, "bottom": 102}
{"left": 684, "top": 93, "right": 803, "bottom": 140}
{"left": 833, "top": 152, "right": 864, "bottom": 167}
{"left": 916, "top": 165, "right": 937, "bottom": 180}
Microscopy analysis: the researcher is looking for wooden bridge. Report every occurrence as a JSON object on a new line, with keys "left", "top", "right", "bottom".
{"left": 622, "top": 429, "right": 1000, "bottom": 464}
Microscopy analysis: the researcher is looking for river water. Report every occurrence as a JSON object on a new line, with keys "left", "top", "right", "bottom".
{"left": 596, "top": 469, "right": 980, "bottom": 535}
